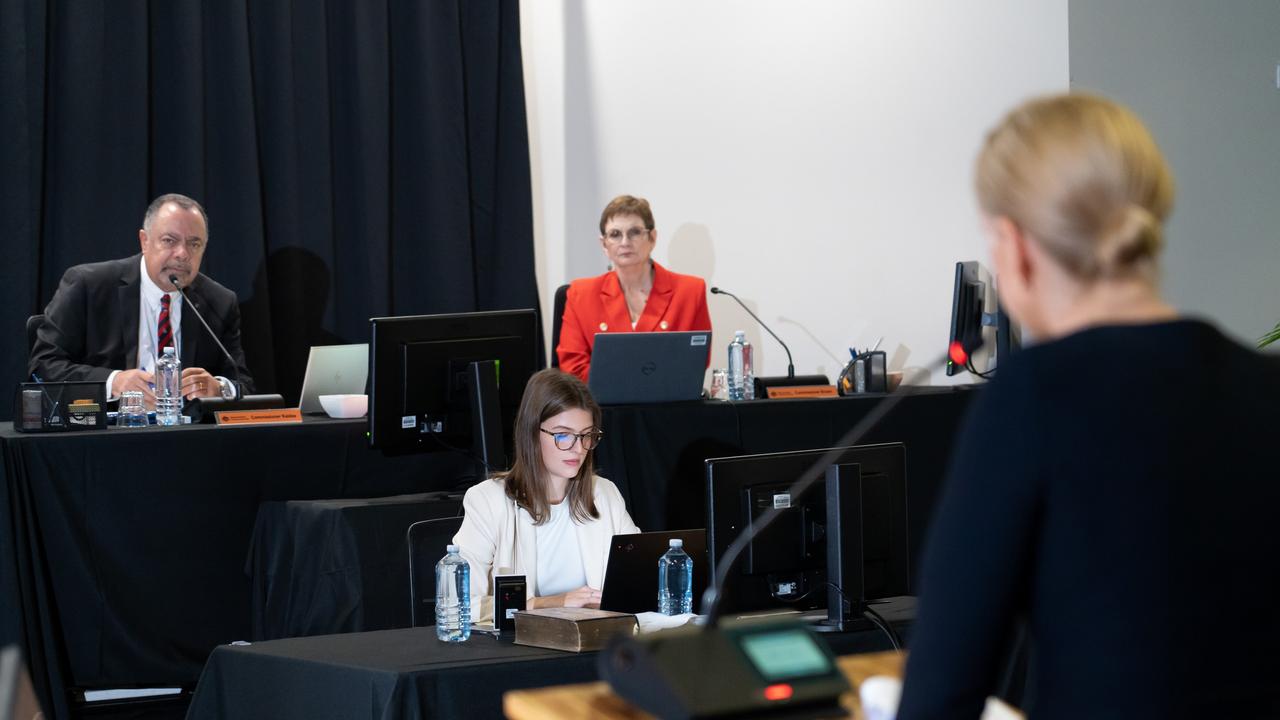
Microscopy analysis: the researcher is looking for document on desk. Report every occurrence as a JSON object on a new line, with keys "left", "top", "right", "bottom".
{"left": 635, "top": 612, "right": 699, "bottom": 634}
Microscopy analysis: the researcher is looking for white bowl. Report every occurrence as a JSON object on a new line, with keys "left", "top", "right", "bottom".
{"left": 319, "top": 394, "right": 368, "bottom": 419}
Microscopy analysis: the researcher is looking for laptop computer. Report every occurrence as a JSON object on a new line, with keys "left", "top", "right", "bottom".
{"left": 600, "top": 529, "right": 709, "bottom": 614}
{"left": 588, "top": 331, "right": 710, "bottom": 405}
{"left": 298, "top": 344, "right": 369, "bottom": 414}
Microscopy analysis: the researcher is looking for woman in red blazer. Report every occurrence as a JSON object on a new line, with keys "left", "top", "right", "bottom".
{"left": 557, "top": 195, "right": 712, "bottom": 382}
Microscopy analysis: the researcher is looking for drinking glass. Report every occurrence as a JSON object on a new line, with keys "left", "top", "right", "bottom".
{"left": 709, "top": 369, "right": 728, "bottom": 401}
{"left": 118, "top": 391, "right": 148, "bottom": 428}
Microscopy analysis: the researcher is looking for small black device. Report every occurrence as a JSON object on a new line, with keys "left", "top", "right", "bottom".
{"left": 600, "top": 529, "right": 708, "bottom": 614}
{"left": 587, "top": 331, "right": 709, "bottom": 405}
{"left": 368, "top": 310, "right": 540, "bottom": 468}
{"left": 185, "top": 394, "right": 287, "bottom": 423}
{"left": 599, "top": 619, "right": 849, "bottom": 719}
{"left": 493, "top": 575, "right": 527, "bottom": 633}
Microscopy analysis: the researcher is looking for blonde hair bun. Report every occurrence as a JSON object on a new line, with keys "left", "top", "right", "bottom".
{"left": 976, "top": 93, "right": 1175, "bottom": 282}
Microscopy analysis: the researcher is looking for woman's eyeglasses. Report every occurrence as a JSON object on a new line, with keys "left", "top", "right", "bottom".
{"left": 539, "top": 428, "right": 604, "bottom": 451}
{"left": 603, "top": 227, "right": 651, "bottom": 244}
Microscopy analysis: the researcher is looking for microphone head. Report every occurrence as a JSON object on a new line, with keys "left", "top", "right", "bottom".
{"left": 709, "top": 286, "right": 721, "bottom": 294}
{"left": 168, "top": 274, "right": 181, "bottom": 289}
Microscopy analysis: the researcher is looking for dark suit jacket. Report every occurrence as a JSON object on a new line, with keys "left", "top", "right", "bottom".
{"left": 29, "top": 254, "right": 254, "bottom": 394}
{"left": 556, "top": 261, "right": 712, "bottom": 382}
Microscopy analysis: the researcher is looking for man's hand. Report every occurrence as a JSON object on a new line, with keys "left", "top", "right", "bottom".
{"left": 112, "top": 369, "right": 156, "bottom": 408}
{"left": 181, "top": 367, "right": 222, "bottom": 400}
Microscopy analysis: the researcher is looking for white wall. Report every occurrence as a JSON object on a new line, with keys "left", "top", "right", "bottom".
{"left": 1070, "top": 0, "right": 1280, "bottom": 350}
{"left": 522, "top": 1, "right": 1069, "bottom": 383}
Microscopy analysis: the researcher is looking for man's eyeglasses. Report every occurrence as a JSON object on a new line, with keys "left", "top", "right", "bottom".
{"left": 155, "top": 235, "right": 205, "bottom": 252}
{"left": 539, "top": 428, "right": 604, "bottom": 451}
{"left": 603, "top": 227, "right": 651, "bottom": 244}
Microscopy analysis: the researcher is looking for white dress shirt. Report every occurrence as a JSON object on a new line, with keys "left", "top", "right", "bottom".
{"left": 105, "top": 257, "right": 232, "bottom": 400}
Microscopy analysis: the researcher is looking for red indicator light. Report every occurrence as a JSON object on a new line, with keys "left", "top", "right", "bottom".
{"left": 763, "top": 683, "right": 793, "bottom": 701}
{"left": 948, "top": 341, "right": 969, "bottom": 366}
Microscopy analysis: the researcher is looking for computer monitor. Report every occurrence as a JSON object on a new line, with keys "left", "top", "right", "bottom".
{"left": 368, "top": 310, "right": 541, "bottom": 465}
{"left": 946, "top": 260, "right": 1018, "bottom": 376}
{"left": 704, "top": 443, "right": 909, "bottom": 617}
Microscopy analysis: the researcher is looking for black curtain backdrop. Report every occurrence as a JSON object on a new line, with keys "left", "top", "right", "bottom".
{"left": 0, "top": 0, "right": 539, "bottom": 420}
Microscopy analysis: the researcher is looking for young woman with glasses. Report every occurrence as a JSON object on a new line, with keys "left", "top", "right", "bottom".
{"left": 556, "top": 194, "right": 713, "bottom": 382}
{"left": 452, "top": 368, "right": 639, "bottom": 623}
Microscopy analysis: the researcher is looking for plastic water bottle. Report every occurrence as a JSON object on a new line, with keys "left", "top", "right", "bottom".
{"left": 727, "top": 331, "right": 749, "bottom": 401}
{"left": 657, "top": 539, "right": 693, "bottom": 615}
{"left": 435, "top": 544, "right": 471, "bottom": 642}
{"left": 741, "top": 336, "right": 755, "bottom": 400}
{"left": 155, "top": 346, "right": 182, "bottom": 426}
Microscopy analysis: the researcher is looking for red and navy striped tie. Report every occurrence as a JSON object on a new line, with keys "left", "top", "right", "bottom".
{"left": 157, "top": 294, "right": 173, "bottom": 354}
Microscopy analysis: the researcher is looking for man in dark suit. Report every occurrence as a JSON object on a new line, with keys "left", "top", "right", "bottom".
{"left": 29, "top": 193, "right": 254, "bottom": 405}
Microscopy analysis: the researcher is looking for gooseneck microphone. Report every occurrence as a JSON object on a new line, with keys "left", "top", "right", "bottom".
{"left": 709, "top": 286, "right": 795, "bottom": 379}
{"left": 169, "top": 274, "right": 242, "bottom": 399}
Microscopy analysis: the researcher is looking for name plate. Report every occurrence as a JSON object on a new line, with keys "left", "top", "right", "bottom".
{"left": 765, "top": 385, "right": 838, "bottom": 399}
{"left": 215, "top": 408, "right": 303, "bottom": 426}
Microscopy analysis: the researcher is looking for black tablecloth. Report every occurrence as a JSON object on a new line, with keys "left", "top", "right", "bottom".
{"left": 248, "top": 493, "right": 462, "bottom": 640}
{"left": 2, "top": 389, "right": 977, "bottom": 718}
{"left": 0, "top": 419, "right": 473, "bottom": 719}
{"left": 185, "top": 614, "right": 914, "bottom": 720}
{"left": 239, "top": 390, "right": 976, "bottom": 645}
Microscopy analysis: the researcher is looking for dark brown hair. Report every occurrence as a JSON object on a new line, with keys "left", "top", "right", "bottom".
{"left": 598, "top": 194, "right": 655, "bottom": 235}
{"left": 501, "top": 369, "right": 602, "bottom": 525}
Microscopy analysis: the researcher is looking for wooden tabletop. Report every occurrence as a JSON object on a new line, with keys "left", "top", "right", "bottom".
{"left": 503, "top": 650, "right": 905, "bottom": 720}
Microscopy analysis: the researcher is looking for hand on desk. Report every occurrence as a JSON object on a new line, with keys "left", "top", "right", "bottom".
{"left": 530, "top": 586, "right": 602, "bottom": 610}
{"left": 112, "top": 369, "right": 156, "bottom": 408}
{"left": 181, "top": 367, "right": 221, "bottom": 400}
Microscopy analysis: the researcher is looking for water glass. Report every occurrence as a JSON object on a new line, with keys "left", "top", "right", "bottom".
{"left": 709, "top": 369, "right": 728, "bottom": 400}
{"left": 118, "top": 391, "right": 148, "bottom": 428}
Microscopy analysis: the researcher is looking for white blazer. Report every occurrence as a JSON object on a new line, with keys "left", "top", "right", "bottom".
{"left": 452, "top": 475, "right": 641, "bottom": 623}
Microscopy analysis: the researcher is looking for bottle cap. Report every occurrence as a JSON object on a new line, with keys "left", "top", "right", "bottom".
{"left": 163, "top": 346, "right": 175, "bottom": 355}
{"left": 669, "top": 538, "right": 682, "bottom": 547}
{"left": 734, "top": 330, "right": 745, "bottom": 338}
{"left": 446, "top": 544, "right": 459, "bottom": 553}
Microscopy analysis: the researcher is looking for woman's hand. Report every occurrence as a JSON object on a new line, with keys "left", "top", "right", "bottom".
{"left": 562, "top": 586, "right": 602, "bottom": 608}
{"left": 531, "top": 585, "right": 601, "bottom": 609}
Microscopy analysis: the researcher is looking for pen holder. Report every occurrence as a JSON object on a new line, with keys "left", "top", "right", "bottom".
{"left": 837, "top": 351, "right": 887, "bottom": 395}
{"left": 13, "top": 381, "right": 108, "bottom": 432}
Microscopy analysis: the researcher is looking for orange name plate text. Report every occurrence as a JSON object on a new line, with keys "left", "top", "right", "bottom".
{"left": 215, "top": 408, "right": 303, "bottom": 426}
{"left": 765, "top": 385, "right": 839, "bottom": 399}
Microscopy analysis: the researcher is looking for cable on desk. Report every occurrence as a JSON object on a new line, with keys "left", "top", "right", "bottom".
{"left": 862, "top": 602, "right": 903, "bottom": 651}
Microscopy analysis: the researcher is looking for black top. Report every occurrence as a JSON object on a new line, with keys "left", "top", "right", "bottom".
{"left": 899, "top": 320, "right": 1280, "bottom": 719}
